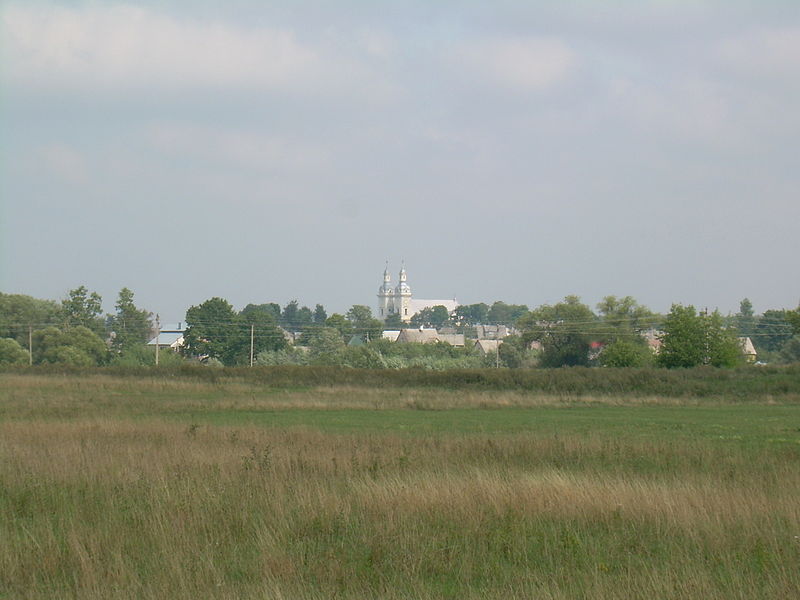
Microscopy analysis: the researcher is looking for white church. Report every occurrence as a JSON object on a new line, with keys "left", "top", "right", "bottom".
{"left": 377, "top": 264, "right": 458, "bottom": 322}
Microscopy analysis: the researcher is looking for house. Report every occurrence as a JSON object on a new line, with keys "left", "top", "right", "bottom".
{"left": 396, "top": 328, "right": 440, "bottom": 344}
{"left": 147, "top": 324, "right": 185, "bottom": 350}
{"left": 382, "top": 330, "right": 401, "bottom": 342}
{"left": 474, "top": 339, "right": 502, "bottom": 356}
{"left": 739, "top": 337, "right": 757, "bottom": 362}
{"left": 437, "top": 333, "right": 465, "bottom": 347}
{"left": 474, "top": 325, "right": 514, "bottom": 340}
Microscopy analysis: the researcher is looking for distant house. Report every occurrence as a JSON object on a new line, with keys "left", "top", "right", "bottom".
{"left": 347, "top": 335, "right": 367, "bottom": 346}
{"left": 474, "top": 325, "right": 514, "bottom": 340}
{"left": 739, "top": 337, "right": 757, "bottom": 362}
{"left": 394, "top": 328, "right": 465, "bottom": 347}
{"left": 437, "top": 333, "right": 465, "bottom": 347}
{"left": 474, "top": 339, "right": 501, "bottom": 356}
{"left": 396, "top": 328, "right": 440, "bottom": 344}
{"left": 642, "top": 329, "right": 662, "bottom": 354}
{"left": 147, "top": 324, "right": 185, "bottom": 350}
{"left": 382, "top": 330, "right": 401, "bottom": 342}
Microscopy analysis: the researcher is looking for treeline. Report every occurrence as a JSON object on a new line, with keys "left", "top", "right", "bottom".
{"left": 1, "top": 288, "right": 799, "bottom": 369}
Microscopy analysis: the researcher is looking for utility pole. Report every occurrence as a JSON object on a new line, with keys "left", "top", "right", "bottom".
{"left": 28, "top": 325, "right": 33, "bottom": 366}
{"left": 155, "top": 314, "right": 160, "bottom": 366}
{"left": 496, "top": 341, "right": 500, "bottom": 368}
{"left": 249, "top": 323, "right": 255, "bottom": 367}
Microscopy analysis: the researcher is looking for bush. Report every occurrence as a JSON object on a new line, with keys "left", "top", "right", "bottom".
{"left": 0, "top": 338, "right": 29, "bottom": 365}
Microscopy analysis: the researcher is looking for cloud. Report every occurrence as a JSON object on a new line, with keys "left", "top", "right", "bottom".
{"left": 38, "top": 143, "right": 89, "bottom": 185}
{"left": 715, "top": 27, "right": 800, "bottom": 78}
{"left": 146, "top": 123, "right": 330, "bottom": 173}
{"left": 1, "top": 3, "right": 323, "bottom": 93}
{"left": 451, "top": 36, "right": 576, "bottom": 91}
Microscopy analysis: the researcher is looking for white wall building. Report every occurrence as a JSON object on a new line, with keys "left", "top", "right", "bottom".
{"left": 377, "top": 265, "right": 458, "bottom": 322}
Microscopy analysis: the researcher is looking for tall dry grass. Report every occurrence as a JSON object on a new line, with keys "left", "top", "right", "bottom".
{"left": 2, "top": 419, "right": 799, "bottom": 599}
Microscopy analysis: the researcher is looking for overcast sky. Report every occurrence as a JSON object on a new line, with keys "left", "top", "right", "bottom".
{"left": 2, "top": 0, "right": 798, "bottom": 322}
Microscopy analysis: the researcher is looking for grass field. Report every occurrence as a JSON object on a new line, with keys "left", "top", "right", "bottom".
{"left": 2, "top": 371, "right": 800, "bottom": 598}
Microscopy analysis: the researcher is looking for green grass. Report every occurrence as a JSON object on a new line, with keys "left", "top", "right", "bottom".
{"left": 1, "top": 371, "right": 800, "bottom": 598}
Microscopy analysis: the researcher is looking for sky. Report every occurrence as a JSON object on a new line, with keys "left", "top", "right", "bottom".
{"left": 1, "top": 0, "right": 799, "bottom": 322}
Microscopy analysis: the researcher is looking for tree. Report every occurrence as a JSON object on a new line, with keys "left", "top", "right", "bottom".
{"left": 346, "top": 305, "right": 383, "bottom": 342}
{"left": 324, "top": 314, "right": 353, "bottom": 340}
{"left": 384, "top": 313, "right": 404, "bottom": 329}
{"left": 657, "top": 305, "right": 705, "bottom": 368}
{"left": 752, "top": 309, "right": 793, "bottom": 353}
{"left": 487, "top": 301, "right": 529, "bottom": 326}
{"left": 0, "top": 293, "right": 62, "bottom": 344}
{"left": 237, "top": 304, "right": 287, "bottom": 361}
{"left": 454, "top": 303, "right": 490, "bottom": 326}
{"left": 281, "top": 300, "right": 301, "bottom": 330}
{"left": 110, "top": 288, "right": 152, "bottom": 353}
{"left": 308, "top": 327, "right": 346, "bottom": 364}
{"left": 62, "top": 286, "right": 104, "bottom": 334}
{"left": 786, "top": 306, "right": 800, "bottom": 336}
{"left": 0, "top": 338, "right": 29, "bottom": 365}
{"left": 599, "top": 339, "right": 653, "bottom": 368}
{"left": 517, "top": 296, "right": 597, "bottom": 367}
{"left": 184, "top": 297, "right": 238, "bottom": 363}
{"left": 780, "top": 336, "right": 800, "bottom": 364}
{"left": 32, "top": 326, "right": 108, "bottom": 366}
{"left": 313, "top": 304, "right": 328, "bottom": 324}
{"left": 735, "top": 298, "right": 756, "bottom": 337}
{"left": 410, "top": 305, "right": 450, "bottom": 329}
{"left": 658, "top": 305, "right": 741, "bottom": 368}
{"left": 596, "top": 296, "right": 655, "bottom": 336}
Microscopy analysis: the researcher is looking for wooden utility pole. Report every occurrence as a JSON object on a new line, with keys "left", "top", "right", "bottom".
{"left": 155, "top": 314, "right": 160, "bottom": 366}
{"left": 249, "top": 323, "right": 255, "bottom": 367}
{"left": 28, "top": 325, "right": 33, "bottom": 366}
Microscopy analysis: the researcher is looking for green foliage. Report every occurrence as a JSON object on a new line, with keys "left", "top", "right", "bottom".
{"left": 787, "top": 307, "right": 800, "bottom": 336}
{"left": 308, "top": 327, "right": 347, "bottom": 365}
{"left": 32, "top": 326, "right": 108, "bottom": 366}
{"left": 454, "top": 303, "right": 489, "bottom": 326}
{"left": 255, "top": 347, "right": 309, "bottom": 366}
{"left": 324, "top": 314, "right": 353, "bottom": 339}
{"left": 599, "top": 339, "right": 654, "bottom": 368}
{"left": 657, "top": 305, "right": 705, "bottom": 368}
{"left": 518, "top": 296, "right": 597, "bottom": 367}
{"left": 780, "top": 336, "right": 800, "bottom": 364}
{"left": 658, "top": 306, "right": 741, "bottom": 368}
{"left": 410, "top": 305, "right": 450, "bottom": 328}
{"left": 110, "top": 344, "right": 184, "bottom": 366}
{"left": 753, "top": 309, "right": 793, "bottom": 353}
{"left": 185, "top": 297, "right": 286, "bottom": 366}
{"left": 596, "top": 296, "right": 655, "bottom": 337}
{"left": 345, "top": 305, "right": 383, "bottom": 342}
{"left": 109, "top": 288, "right": 152, "bottom": 352}
{"left": 0, "top": 293, "right": 62, "bottom": 344}
{"left": 487, "top": 301, "right": 529, "bottom": 326}
{"left": 62, "top": 286, "right": 105, "bottom": 335}
{"left": 0, "top": 338, "right": 29, "bottom": 365}
{"left": 313, "top": 304, "right": 327, "bottom": 324}
{"left": 184, "top": 298, "right": 237, "bottom": 362}
{"left": 383, "top": 313, "right": 404, "bottom": 329}
{"left": 736, "top": 298, "right": 756, "bottom": 337}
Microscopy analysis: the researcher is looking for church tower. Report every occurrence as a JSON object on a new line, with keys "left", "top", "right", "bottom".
{"left": 395, "top": 266, "right": 412, "bottom": 322}
{"left": 377, "top": 263, "right": 394, "bottom": 319}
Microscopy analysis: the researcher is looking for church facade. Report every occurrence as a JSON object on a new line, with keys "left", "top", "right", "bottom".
{"left": 377, "top": 265, "right": 458, "bottom": 322}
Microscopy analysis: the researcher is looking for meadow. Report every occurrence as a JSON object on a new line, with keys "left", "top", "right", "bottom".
{"left": 1, "top": 368, "right": 800, "bottom": 598}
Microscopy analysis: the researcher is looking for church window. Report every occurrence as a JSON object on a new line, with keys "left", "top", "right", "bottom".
{"left": 404, "top": 308, "right": 408, "bottom": 315}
